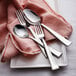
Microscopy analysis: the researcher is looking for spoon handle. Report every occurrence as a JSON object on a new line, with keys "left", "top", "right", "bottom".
{"left": 41, "top": 24, "right": 72, "bottom": 46}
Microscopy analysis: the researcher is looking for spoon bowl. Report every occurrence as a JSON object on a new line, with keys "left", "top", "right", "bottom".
{"left": 23, "top": 9, "right": 40, "bottom": 25}
{"left": 23, "top": 9, "right": 60, "bottom": 70}
{"left": 13, "top": 24, "right": 44, "bottom": 47}
{"left": 23, "top": 9, "right": 72, "bottom": 46}
{"left": 23, "top": 9, "right": 62, "bottom": 57}
{"left": 13, "top": 24, "right": 29, "bottom": 38}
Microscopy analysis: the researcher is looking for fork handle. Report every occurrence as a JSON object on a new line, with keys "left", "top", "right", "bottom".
{"left": 28, "top": 27, "right": 47, "bottom": 58}
{"left": 41, "top": 24, "right": 72, "bottom": 46}
{"left": 28, "top": 27, "right": 62, "bottom": 57}
{"left": 41, "top": 38, "right": 59, "bottom": 70}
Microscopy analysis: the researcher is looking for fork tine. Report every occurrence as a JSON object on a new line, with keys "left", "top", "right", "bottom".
{"left": 20, "top": 10, "right": 27, "bottom": 26}
{"left": 19, "top": 10, "right": 25, "bottom": 22}
{"left": 18, "top": 10, "right": 24, "bottom": 24}
{"left": 39, "top": 24, "right": 44, "bottom": 34}
{"left": 34, "top": 24, "right": 44, "bottom": 36}
{"left": 34, "top": 25, "right": 37, "bottom": 34}
{"left": 16, "top": 9, "right": 26, "bottom": 25}
{"left": 34, "top": 25, "right": 40, "bottom": 35}
{"left": 37, "top": 22, "right": 43, "bottom": 34}
{"left": 16, "top": 10, "right": 22, "bottom": 24}
{"left": 34, "top": 25, "right": 39, "bottom": 34}
{"left": 36, "top": 25, "right": 40, "bottom": 34}
{"left": 38, "top": 25, "right": 42, "bottom": 34}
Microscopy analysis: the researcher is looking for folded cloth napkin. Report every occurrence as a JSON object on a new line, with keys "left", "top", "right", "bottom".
{"left": 0, "top": 0, "right": 72, "bottom": 62}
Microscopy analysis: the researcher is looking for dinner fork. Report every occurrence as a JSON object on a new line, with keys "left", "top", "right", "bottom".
{"left": 34, "top": 23, "right": 59, "bottom": 70}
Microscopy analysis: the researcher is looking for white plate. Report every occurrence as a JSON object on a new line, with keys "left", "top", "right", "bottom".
{"left": 10, "top": 41, "right": 67, "bottom": 68}
{"left": 10, "top": 0, "right": 67, "bottom": 68}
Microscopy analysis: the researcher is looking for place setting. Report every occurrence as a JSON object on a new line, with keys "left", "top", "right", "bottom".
{"left": 0, "top": 0, "right": 73, "bottom": 71}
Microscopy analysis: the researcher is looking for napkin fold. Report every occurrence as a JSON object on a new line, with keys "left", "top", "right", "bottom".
{"left": 0, "top": 0, "right": 72, "bottom": 62}
{"left": 1, "top": 33, "right": 19, "bottom": 62}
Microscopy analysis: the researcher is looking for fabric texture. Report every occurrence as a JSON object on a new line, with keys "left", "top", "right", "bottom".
{"left": 0, "top": 0, "right": 72, "bottom": 62}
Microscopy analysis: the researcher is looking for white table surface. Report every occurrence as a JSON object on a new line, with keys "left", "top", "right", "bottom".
{"left": 0, "top": 0, "right": 76, "bottom": 76}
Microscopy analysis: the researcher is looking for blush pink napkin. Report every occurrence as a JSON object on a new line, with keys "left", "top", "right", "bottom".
{"left": 0, "top": 0, "right": 72, "bottom": 62}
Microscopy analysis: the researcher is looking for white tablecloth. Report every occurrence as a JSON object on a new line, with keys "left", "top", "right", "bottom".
{"left": 0, "top": 0, "right": 76, "bottom": 76}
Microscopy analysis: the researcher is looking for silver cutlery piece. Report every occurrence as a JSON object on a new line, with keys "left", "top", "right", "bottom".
{"left": 23, "top": 9, "right": 59, "bottom": 70}
{"left": 13, "top": 24, "right": 44, "bottom": 47}
{"left": 23, "top": 9, "right": 72, "bottom": 46}
{"left": 34, "top": 24, "right": 59, "bottom": 70}
{"left": 15, "top": 10, "right": 47, "bottom": 57}
{"left": 16, "top": 9, "right": 62, "bottom": 57}
{"left": 28, "top": 27, "right": 62, "bottom": 57}
{"left": 41, "top": 24, "right": 72, "bottom": 46}
{"left": 23, "top": 9, "right": 62, "bottom": 57}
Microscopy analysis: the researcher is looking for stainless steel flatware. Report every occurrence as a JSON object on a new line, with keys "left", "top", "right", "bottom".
{"left": 41, "top": 24, "right": 72, "bottom": 46}
{"left": 34, "top": 24, "right": 59, "bottom": 70}
{"left": 23, "top": 9, "right": 59, "bottom": 70}
{"left": 13, "top": 24, "right": 44, "bottom": 47}
{"left": 23, "top": 9, "right": 62, "bottom": 57}
{"left": 23, "top": 9, "right": 72, "bottom": 46}
{"left": 28, "top": 27, "right": 62, "bottom": 57}
{"left": 15, "top": 10, "right": 47, "bottom": 57}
